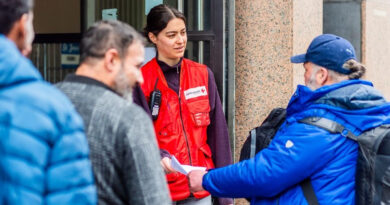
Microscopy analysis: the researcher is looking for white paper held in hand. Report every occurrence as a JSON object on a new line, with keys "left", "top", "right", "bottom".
{"left": 171, "top": 156, "right": 206, "bottom": 175}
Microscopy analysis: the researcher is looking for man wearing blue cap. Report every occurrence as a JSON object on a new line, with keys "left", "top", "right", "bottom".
{"left": 187, "top": 34, "right": 390, "bottom": 204}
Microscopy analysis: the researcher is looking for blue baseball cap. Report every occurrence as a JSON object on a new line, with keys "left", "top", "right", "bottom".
{"left": 290, "top": 34, "right": 357, "bottom": 74}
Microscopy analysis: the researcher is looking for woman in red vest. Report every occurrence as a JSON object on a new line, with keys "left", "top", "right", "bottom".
{"left": 133, "top": 4, "right": 232, "bottom": 205}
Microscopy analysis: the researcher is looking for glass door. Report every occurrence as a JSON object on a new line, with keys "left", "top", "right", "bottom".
{"left": 30, "top": 0, "right": 224, "bottom": 101}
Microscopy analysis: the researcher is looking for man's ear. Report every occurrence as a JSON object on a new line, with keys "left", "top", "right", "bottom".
{"left": 18, "top": 14, "right": 29, "bottom": 39}
{"left": 148, "top": 32, "right": 157, "bottom": 44}
{"left": 317, "top": 67, "right": 329, "bottom": 85}
{"left": 104, "top": 48, "right": 120, "bottom": 72}
{"left": 7, "top": 14, "right": 29, "bottom": 51}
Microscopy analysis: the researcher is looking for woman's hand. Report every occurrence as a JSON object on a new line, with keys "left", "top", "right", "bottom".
{"left": 160, "top": 157, "right": 176, "bottom": 174}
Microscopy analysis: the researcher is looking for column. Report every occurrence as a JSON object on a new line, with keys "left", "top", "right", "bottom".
{"left": 234, "top": 0, "right": 322, "bottom": 203}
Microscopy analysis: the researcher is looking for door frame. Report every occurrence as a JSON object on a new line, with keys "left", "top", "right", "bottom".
{"left": 186, "top": 0, "right": 224, "bottom": 103}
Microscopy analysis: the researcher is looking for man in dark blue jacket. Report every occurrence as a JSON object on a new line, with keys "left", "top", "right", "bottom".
{"left": 0, "top": 0, "right": 97, "bottom": 204}
{"left": 188, "top": 34, "right": 390, "bottom": 204}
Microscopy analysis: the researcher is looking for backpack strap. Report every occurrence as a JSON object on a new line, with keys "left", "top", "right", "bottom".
{"left": 250, "top": 129, "right": 257, "bottom": 158}
{"left": 298, "top": 117, "right": 358, "bottom": 205}
{"left": 299, "top": 117, "right": 358, "bottom": 141}
{"left": 300, "top": 179, "right": 319, "bottom": 205}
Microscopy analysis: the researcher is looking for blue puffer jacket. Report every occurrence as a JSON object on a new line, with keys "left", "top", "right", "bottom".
{"left": 0, "top": 35, "right": 97, "bottom": 204}
{"left": 203, "top": 80, "right": 390, "bottom": 204}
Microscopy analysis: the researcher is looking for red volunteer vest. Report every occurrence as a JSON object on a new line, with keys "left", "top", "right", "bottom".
{"left": 141, "top": 58, "right": 214, "bottom": 201}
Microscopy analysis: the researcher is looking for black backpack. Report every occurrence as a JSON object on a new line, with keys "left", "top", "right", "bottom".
{"left": 239, "top": 108, "right": 286, "bottom": 162}
{"left": 300, "top": 117, "right": 390, "bottom": 205}
{"left": 238, "top": 108, "right": 286, "bottom": 202}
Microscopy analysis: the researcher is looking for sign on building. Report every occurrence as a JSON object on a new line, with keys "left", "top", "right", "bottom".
{"left": 145, "top": 0, "right": 162, "bottom": 15}
{"left": 102, "top": 8, "right": 118, "bottom": 20}
{"left": 61, "top": 43, "right": 80, "bottom": 69}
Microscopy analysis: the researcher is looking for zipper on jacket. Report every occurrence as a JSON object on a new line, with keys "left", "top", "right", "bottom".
{"left": 177, "top": 65, "right": 192, "bottom": 165}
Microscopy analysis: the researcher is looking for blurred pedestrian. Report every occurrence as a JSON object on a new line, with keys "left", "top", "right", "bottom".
{"left": 0, "top": 0, "right": 96, "bottom": 204}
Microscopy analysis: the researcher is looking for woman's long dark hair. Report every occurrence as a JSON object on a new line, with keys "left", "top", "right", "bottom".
{"left": 144, "top": 4, "right": 186, "bottom": 43}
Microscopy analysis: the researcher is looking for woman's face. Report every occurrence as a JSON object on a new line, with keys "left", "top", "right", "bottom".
{"left": 149, "top": 18, "right": 187, "bottom": 65}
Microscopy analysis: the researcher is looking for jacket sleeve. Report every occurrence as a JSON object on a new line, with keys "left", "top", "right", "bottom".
{"left": 122, "top": 110, "right": 171, "bottom": 205}
{"left": 205, "top": 68, "right": 233, "bottom": 204}
{"left": 133, "top": 85, "right": 152, "bottom": 117}
{"left": 206, "top": 68, "right": 232, "bottom": 168}
{"left": 45, "top": 107, "right": 97, "bottom": 205}
{"left": 202, "top": 122, "right": 340, "bottom": 198}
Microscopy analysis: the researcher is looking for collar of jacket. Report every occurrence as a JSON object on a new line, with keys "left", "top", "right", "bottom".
{"left": 287, "top": 80, "right": 378, "bottom": 116}
{"left": 286, "top": 79, "right": 390, "bottom": 133}
{"left": 155, "top": 54, "right": 183, "bottom": 73}
{"left": 0, "top": 35, "right": 42, "bottom": 88}
{"left": 63, "top": 74, "right": 117, "bottom": 94}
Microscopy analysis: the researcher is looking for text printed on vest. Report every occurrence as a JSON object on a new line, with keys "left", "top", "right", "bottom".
{"left": 184, "top": 86, "right": 208, "bottom": 100}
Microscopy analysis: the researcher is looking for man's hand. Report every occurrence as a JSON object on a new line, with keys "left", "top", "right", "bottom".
{"left": 160, "top": 157, "right": 176, "bottom": 174}
{"left": 187, "top": 170, "right": 207, "bottom": 193}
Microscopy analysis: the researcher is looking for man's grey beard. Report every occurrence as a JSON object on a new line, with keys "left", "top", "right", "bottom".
{"left": 114, "top": 67, "right": 133, "bottom": 103}
{"left": 307, "top": 67, "right": 321, "bottom": 90}
{"left": 307, "top": 77, "right": 320, "bottom": 90}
